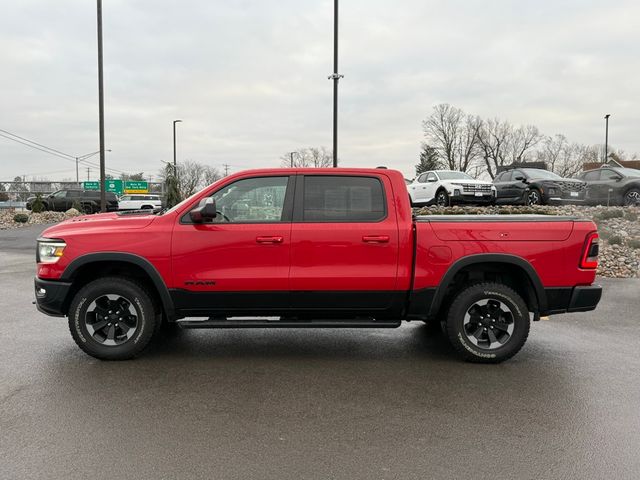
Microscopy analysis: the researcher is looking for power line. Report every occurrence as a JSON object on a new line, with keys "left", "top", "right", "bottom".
{"left": 0, "top": 128, "right": 75, "bottom": 159}
{"left": 0, "top": 132, "right": 78, "bottom": 162}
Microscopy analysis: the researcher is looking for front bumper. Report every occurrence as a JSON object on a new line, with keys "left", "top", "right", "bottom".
{"left": 34, "top": 277, "right": 72, "bottom": 317}
{"left": 544, "top": 285, "right": 602, "bottom": 314}
{"left": 449, "top": 192, "right": 496, "bottom": 204}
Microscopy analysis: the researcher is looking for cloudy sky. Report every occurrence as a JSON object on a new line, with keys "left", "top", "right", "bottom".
{"left": 1, "top": 0, "right": 638, "bottom": 181}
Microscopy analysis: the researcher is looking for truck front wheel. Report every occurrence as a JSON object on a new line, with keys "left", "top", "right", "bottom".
{"left": 68, "top": 277, "right": 158, "bottom": 360}
{"left": 445, "top": 282, "right": 530, "bottom": 363}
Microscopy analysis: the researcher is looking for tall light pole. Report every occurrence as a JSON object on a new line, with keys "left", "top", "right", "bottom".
{"left": 604, "top": 114, "right": 611, "bottom": 163}
{"left": 96, "top": 0, "right": 106, "bottom": 212}
{"left": 76, "top": 149, "right": 111, "bottom": 185}
{"left": 328, "top": 0, "right": 343, "bottom": 168}
{"left": 173, "top": 120, "right": 182, "bottom": 169}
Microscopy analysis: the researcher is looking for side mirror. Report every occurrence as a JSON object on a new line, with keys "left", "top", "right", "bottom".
{"left": 514, "top": 175, "right": 525, "bottom": 181}
{"left": 190, "top": 197, "right": 218, "bottom": 223}
{"left": 427, "top": 177, "right": 437, "bottom": 183}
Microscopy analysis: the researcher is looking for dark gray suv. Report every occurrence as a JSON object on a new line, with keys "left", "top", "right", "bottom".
{"left": 26, "top": 190, "right": 119, "bottom": 213}
{"left": 578, "top": 167, "right": 640, "bottom": 206}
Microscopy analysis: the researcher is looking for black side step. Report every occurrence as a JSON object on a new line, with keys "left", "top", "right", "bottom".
{"left": 177, "top": 318, "right": 401, "bottom": 329}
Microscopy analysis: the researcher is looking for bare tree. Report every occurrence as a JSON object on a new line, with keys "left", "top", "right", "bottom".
{"left": 422, "top": 104, "right": 463, "bottom": 170}
{"left": 281, "top": 147, "right": 333, "bottom": 168}
{"left": 456, "top": 115, "right": 483, "bottom": 172}
{"left": 477, "top": 118, "right": 512, "bottom": 178}
{"left": 505, "top": 125, "right": 541, "bottom": 163}
{"left": 202, "top": 165, "right": 222, "bottom": 187}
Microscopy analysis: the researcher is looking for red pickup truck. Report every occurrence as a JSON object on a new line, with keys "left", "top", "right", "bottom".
{"left": 34, "top": 168, "right": 601, "bottom": 363}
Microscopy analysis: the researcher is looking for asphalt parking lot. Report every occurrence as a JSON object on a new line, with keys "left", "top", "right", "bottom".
{"left": 1, "top": 225, "right": 640, "bottom": 480}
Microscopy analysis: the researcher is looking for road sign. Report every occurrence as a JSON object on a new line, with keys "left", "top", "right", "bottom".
{"left": 105, "top": 179, "right": 123, "bottom": 195}
{"left": 83, "top": 181, "right": 100, "bottom": 190}
{"left": 124, "top": 181, "right": 149, "bottom": 194}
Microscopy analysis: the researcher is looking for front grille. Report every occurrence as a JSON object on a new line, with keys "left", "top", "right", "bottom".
{"left": 462, "top": 184, "right": 492, "bottom": 193}
{"left": 558, "top": 181, "right": 587, "bottom": 193}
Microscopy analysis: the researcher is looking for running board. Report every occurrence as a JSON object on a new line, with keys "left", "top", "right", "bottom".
{"left": 177, "top": 318, "right": 401, "bottom": 329}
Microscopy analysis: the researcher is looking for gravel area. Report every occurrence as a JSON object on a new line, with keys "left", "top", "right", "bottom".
{"left": 2, "top": 206, "right": 638, "bottom": 278}
{"left": 0, "top": 208, "right": 81, "bottom": 230}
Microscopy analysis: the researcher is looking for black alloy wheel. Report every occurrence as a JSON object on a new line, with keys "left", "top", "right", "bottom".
{"left": 436, "top": 190, "right": 450, "bottom": 207}
{"left": 84, "top": 294, "right": 139, "bottom": 346}
{"left": 624, "top": 188, "right": 640, "bottom": 206}
{"left": 527, "top": 189, "right": 542, "bottom": 205}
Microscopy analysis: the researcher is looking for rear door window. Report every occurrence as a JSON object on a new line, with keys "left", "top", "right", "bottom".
{"left": 300, "top": 176, "right": 386, "bottom": 222}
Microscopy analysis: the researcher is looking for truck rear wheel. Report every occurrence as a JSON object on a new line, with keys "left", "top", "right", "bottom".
{"left": 68, "top": 277, "right": 158, "bottom": 360}
{"left": 445, "top": 282, "right": 530, "bottom": 363}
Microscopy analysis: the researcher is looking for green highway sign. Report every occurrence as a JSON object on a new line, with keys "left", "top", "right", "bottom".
{"left": 124, "top": 181, "right": 149, "bottom": 193}
{"left": 105, "top": 179, "right": 123, "bottom": 195}
{"left": 82, "top": 181, "right": 100, "bottom": 190}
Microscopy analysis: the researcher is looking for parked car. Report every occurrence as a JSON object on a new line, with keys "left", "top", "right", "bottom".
{"left": 493, "top": 168, "right": 587, "bottom": 205}
{"left": 34, "top": 168, "right": 601, "bottom": 363}
{"left": 26, "top": 190, "right": 119, "bottom": 213}
{"left": 118, "top": 194, "right": 163, "bottom": 212}
{"left": 408, "top": 170, "right": 496, "bottom": 206}
{"left": 578, "top": 167, "right": 640, "bottom": 206}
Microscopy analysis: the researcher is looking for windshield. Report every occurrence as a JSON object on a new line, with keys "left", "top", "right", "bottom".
{"left": 437, "top": 171, "right": 474, "bottom": 180}
{"left": 522, "top": 169, "right": 562, "bottom": 180}
{"left": 616, "top": 168, "right": 640, "bottom": 178}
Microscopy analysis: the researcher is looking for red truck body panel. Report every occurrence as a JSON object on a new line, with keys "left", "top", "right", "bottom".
{"left": 36, "top": 168, "right": 600, "bottom": 322}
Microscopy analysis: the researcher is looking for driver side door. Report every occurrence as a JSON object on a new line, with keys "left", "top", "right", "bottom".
{"left": 170, "top": 175, "right": 295, "bottom": 316}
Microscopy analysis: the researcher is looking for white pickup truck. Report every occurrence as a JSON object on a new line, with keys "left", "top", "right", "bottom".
{"left": 117, "top": 194, "right": 162, "bottom": 212}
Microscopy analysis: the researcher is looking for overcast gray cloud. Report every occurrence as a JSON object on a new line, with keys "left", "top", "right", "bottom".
{"left": 1, "top": 0, "right": 638, "bottom": 181}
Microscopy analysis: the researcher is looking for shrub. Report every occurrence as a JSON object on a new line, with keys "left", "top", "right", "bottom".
{"left": 30, "top": 193, "right": 45, "bottom": 213}
{"left": 596, "top": 209, "right": 624, "bottom": 221}
{"left": 624, "top": 211, "right": 638, "bottom": 222}
{"left": 13, "top": 213, "right": 28, "bottom": 223}
{"left": 627, "top": 238, "right": 640, "bottom": 249}
{"left": 608, "top": 235, "right": 623, "bottom": 245}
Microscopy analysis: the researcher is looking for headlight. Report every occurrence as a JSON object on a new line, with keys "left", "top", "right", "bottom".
{"left": 37, "top": 240, "right": 66, "bottom": 263}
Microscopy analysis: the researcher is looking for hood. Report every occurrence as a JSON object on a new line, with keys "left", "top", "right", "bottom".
{"left": 41, "top": 211, "right": 157, "bottom": 238}
{"left": 442, "top": 179, "right": 493, "bottom": 186}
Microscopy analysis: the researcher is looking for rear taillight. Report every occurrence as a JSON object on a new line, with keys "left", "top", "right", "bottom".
{"left": 580, "top": 233, "right": 599, "bottom": 269}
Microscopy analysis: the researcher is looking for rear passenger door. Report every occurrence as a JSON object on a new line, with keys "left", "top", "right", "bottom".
{"left": 289, "top": 174, "right": 400, "bottom": 311}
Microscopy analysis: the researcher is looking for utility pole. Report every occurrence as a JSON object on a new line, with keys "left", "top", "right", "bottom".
{"left": 173, "top": 120, "right": 182, "bottom": 168}
{"left": 96, "top": 0, "right": 106, "bottom": 212}
{"left": 87, "top": 167, "right": 91, "bottom": 181}
{"left": 604, "top": 114, "right": 611, "bottom": 163}
{"left": 289, "top": 152, "right": 295, "bottom": 168}
{"left": 223, "top": 164, "right": 230, "bottom": 176}
{"left": 328, "top": 0, "right": 343, "bottom": 168}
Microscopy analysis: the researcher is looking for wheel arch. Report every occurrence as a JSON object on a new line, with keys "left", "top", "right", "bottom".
{"left": 429, "top": 254, "right": 547, "bottom": 317}
{"left": 60, "top": 252, "right": 176, "bottom": 320}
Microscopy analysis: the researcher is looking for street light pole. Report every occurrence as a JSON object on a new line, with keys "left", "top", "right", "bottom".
{"left": 604, "top": 114, "right": 611, "bottom": 163}
{"left": 173, "top": 120, "right": 182, "bottom": 169}
{"left": 96, "top": 0, "right": 106, "bottom": 212}
{"left": 328, "top": 0, "right": 343, "bottom": 168}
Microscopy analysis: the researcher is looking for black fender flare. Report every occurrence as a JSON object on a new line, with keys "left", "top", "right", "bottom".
{"left": 428, "top": 253, "right": 547, "bottom": 316}
{"left": 61, "top": 252, "right": 175, "bottom": 319}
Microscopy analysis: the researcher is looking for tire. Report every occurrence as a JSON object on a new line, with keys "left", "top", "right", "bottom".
{"left": 526, "top": 188, "right": 542, "bottom": 206}
{"left": 444, "top": 282, "right": 530, "bottom": 363}
{"left": 624, "top": 188, "right": 640, "bottom": 206}
{"left": 435, "top": 189, "right": 450, "bottom": 207}
{"left": 68, "top": 277, "right": 158, "bottom": 360}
